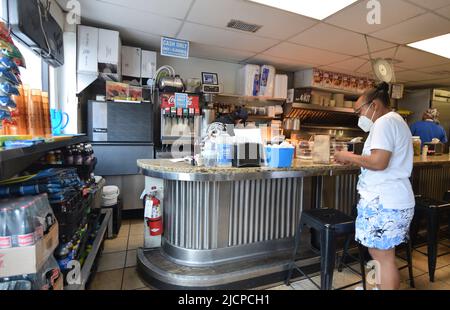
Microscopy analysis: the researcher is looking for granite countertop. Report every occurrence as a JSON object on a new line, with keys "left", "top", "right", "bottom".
{"left": 137, "top": 155, "right": 450, "bottom": 181}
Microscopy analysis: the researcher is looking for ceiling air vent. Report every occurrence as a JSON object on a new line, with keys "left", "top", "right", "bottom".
{"left": 227, "top": 19, "right": 262, "bottom": 33}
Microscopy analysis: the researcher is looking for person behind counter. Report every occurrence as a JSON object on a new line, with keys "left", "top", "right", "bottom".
{"left": 334, "top": 82, "right": 415, "bottom": 290}
{"left": 410, "top": 108, "right": 448, "bottom": 146}
{"left": 213, "top": 107, "right": 248, "bottom": 136}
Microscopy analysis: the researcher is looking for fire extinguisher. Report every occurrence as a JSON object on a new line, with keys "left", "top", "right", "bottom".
{"left": 143, "top": 187, "right": 163, "bottom": 236}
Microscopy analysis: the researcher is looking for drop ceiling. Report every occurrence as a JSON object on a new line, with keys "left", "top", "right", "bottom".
{"left": 56, "top": 0, "right": 450, "bottom": 88}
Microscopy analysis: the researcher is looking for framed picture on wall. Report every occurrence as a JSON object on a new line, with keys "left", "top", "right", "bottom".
{"left": 201, "top": 72, "right": 219, "bottom": 85}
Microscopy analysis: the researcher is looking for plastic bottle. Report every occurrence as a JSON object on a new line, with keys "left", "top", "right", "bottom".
{"left": 422, "top": 145, "right": 428, "bottom": 159}
{"left": 0, "top": 207, "right": 13, "bottom": 249}
{"left": 202, "top": 140, "right": 217, "bottom": 167}
{"left": 11, "top": 204, "right": 35, "bottom": 247}
{"left": 216, "top": 131, "right": 233, "bottom": 167}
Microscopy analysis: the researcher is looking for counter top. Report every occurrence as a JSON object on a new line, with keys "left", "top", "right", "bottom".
{"left": 137, "top": 155, "right": 450, "bottom": 181}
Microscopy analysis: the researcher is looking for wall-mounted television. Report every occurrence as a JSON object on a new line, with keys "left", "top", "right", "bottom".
{"left": 8, "top": 0, "right": 64, "bottom": 67}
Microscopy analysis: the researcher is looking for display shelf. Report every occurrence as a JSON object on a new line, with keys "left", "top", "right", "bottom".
{"left": 30, "top": 158, "right": 98, "bottom": 181}
{"left": 298, "top": 86, "right": 362, "bottom": 97}
{"left": 0, "top": 135, "right": 88, "bottom": 181}
{"left": 291, "top": 102, "right": 355, "bottom": 114}
{"left": 64, "top": 208, "right": 112, "bottom": 290}
{"left": 247, "top": 116, "right": 282, "bottom": 120}
{"left": 215, "top": 93, "right": 286, "bottom": 106}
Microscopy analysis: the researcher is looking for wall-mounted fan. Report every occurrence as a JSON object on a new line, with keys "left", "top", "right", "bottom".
{"left": 365, "top": 35, "right": 398, "bottom": 84}
{"left": 372, "top": 58, "right": 395, "bottom": 83}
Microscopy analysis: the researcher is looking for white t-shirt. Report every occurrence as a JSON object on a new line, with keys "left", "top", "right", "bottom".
{"left": 357, "top": 112, "right": 415, "bottom": 210}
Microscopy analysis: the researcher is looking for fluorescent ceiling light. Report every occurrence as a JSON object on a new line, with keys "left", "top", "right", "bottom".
{"left": 408, "top": 33, "right": 450, "bottom": 59}
{"left": 248, "top": 0, "right": 358, "bottom": 20}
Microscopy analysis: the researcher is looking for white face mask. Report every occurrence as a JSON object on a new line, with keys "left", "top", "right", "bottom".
{"left": 358, "top": 103, "right": 376, "bottom": 133}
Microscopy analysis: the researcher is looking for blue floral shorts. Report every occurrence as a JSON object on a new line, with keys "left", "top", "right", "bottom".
{"left": 355, "top": 197, "right": 415, "bottom": 250}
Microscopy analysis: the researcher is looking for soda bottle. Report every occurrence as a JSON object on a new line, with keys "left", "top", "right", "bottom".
{"left": 30, "top": 200, "right": 44, "bottom": 241}
{"left": 11, "top": 203, "right": 36, "bottom": 247}
{"left": 0, "top": 207, "right": 13, "bottom": 249}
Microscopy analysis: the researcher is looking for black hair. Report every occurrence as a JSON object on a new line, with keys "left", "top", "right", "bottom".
{"left": 363, "top": 82, "right": 391, "bottom": 107}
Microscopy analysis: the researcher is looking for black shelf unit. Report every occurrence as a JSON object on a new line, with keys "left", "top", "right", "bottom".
{"left": 0, "top": 136, "right": 88, "bottom": 181}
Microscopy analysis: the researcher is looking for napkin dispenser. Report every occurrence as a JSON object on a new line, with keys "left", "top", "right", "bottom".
{"left": 424, "top": 142, "right": 444, "bottom": 156}
{"left": 232, "top": 143, "right": 261, "bottom": 168}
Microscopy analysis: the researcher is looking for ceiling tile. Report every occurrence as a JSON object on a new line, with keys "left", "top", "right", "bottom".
{"left": 371, "top": 13, "right": 450, "bottom": 44}
{"left": 189, "top": 43, "right": 256, "bottom": 63}
{"left": 318, "top": 65, "right": 376, "bottom": 78}
{"left": 362, "top": 46, "right": 450, "bottom": 69}
{"left": 394, "top": 70, "right": 440, "bottom": 81}
{"left": 418, "top": 63, "right": 450, "bottom": 76}
{"left": 113, "top": 27, "right": 162, "bottom": 50}
{"left": 405, "top": 78, "right": 450, "bottom": 87}
{"left": 246, "top": 54, "right": 316, "bottom": 71}
{"left": 327, "top": 57, "right": 372, "bottom": 72}
{"left": 436, "top": 5, "right": 450, "bottom": 19}
{"left": 76, "top": 0, "right": 182, "bottom": 37}
{"left": 406, "top": 0, "right": 450, "bottom": 10}
{"left": 263, "top": 42, "right": 349, "bottom": 65}
{"left": 178, "top": 22, "right": 279, "bottom": 53}
{"left": 289, "top": 23, "right": 395, "bottom": 56}
{"left": 95, "top": 0, "right": 194, "bottom": 19}
{"left": 187, "top": 0, "right": 318, "bottom": 40}
{"left": 325, "top": 0, "right": 425, "bottom": 34}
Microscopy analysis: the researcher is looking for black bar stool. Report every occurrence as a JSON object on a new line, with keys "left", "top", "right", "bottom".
{"left": 412, "top": 196, "right": 450, "bottom": 282}
{"left": 285, "top": 208, "right": 366, "bottom": 290}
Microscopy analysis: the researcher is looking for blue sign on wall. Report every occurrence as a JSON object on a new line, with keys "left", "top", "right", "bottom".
{"left": 161, "top": 37, "right": 189, "bottom": 59}
{"left": 175, "top": 93, "right": 189, "bottom": 108}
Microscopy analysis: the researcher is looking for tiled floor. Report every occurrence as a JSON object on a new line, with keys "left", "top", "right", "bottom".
{"left": 88, "top": 219, "right": 151, "bottom": 290}
{"left": 89, "top": 221, "right": 450, "bottom": 290}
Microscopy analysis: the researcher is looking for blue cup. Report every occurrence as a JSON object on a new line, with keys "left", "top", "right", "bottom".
{"left": 50, "top": 109, "right": 69, "bottom": 136}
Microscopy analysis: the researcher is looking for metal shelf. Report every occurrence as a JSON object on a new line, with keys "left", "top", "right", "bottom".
{"left": 297, "top": 86, "right": 362, "bottom": 97}
{"left": 0, "top": 135, "right": 88, "bottom": 181}
{"left": 215, "top": 93, "right": 286, "bottom": 106}
{"left": 64, "top": 208, "right": 112, "bottom": 290}
{"left": 291, "top": 102, "right": 355, "bottom": 114}
{"left": 247, "top": 116, "right": 282, "bottom": 120}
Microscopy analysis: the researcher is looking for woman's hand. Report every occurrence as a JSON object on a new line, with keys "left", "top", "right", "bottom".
{"left": 334, "top": 151, "right": 354, "bottom": 165}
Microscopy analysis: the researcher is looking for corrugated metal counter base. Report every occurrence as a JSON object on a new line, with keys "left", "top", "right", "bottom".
{"left": 136, "top": 157, "right": 450, "bottom": 289}
{"left": 137, "top": 243, "right": 321, "bottom": 289}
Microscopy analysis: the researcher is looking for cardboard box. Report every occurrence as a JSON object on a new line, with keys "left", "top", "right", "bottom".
{"left": 122, "top": 46, "right": 142, "bottom": 78}
{"left": 141, "top": 50, "right": 157, "bottom": 79}
{"left": 77, "top": 25, "right": 99, "bottom": 73}
{"left": 98, "top": 29, "right": 122, "bottom": 80}
{"left": 0, "top": 224, "right": 59, "bottom": 278}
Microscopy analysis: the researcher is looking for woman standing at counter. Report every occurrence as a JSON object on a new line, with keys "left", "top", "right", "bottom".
{"left": 334, "top": 82, "right": 415, "bottom": 290}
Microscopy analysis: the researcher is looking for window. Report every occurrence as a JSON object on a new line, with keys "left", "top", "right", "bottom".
{"left": 13, "top": 38, "right": 43, "bottom": 90}
{"left": 49, "top": 65, "right": 58, "bottom": 109}
{"left": 0, "top": 0, "right": 6, "bottom": 22}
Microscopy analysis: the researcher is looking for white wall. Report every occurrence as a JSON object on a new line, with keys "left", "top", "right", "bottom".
{"left": 157, "top": 55, "right": 241, "bottom": 94}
